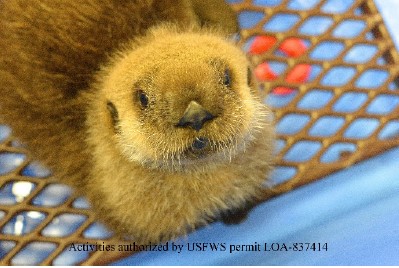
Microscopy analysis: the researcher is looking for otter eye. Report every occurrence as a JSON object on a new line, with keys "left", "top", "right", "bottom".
{"left": 223, "top": 68, "right": 232, "bottom": 88}
{"left": 137, "top": 90, "right": 149, "bottom": 108}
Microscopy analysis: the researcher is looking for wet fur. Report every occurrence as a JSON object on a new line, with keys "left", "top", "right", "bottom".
{"left": 0, "top": 0, "right": 274, "bottom": 243}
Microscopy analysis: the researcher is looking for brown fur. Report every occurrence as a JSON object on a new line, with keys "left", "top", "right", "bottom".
{"left": 0, "top": 0, "right": 274, "bottom": 243}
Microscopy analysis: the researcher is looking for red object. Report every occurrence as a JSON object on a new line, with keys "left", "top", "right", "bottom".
{"left": 249, "top": 35, "right": 311, "bottom": 95}
{"left": 279, "top": 37, "right": 308, "bottom": 57}
{"left": 254, "top": 62, "right": 278, "bottom": 81}
{"left": 285, "top": 64, "right": 312, "bottom": 83}
{"left": 249, "top": 36, "right": 277, "bottom": 55}
{"left": 272, "top": 87, "right": 296, "bottom": 95}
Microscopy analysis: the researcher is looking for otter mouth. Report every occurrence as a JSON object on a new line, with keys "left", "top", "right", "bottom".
{"left": 192, "top": 137, "right": 209, "bottom": 150}
{"left": 186, "top": 137, "right": 211, "bottom": 157}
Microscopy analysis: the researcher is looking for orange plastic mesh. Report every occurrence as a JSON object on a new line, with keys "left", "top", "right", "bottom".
{"left": 1, "top": 0, "right": 399, "bottom": 265}
{"left": 232, "top": 0, "right": 399, "bottom": 199}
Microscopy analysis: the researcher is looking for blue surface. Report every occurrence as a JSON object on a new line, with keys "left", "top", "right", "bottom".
{"left": 113, "top": 0, "right": 399, "bottom": 265}
{"left": 114, "top": 147, "right": 399, "bottom": 265}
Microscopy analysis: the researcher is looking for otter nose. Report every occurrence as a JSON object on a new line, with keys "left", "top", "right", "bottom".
{"left": 176, "top": 101, "right": 215, "bottom": 131}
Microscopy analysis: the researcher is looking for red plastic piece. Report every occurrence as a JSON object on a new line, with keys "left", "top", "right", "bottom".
{"left": 285, "top": 64, "right": 312, "bottom": 83}
{"left": 279, "top": 37, "right": 308, "bottom": 57}
{"left": 272, "top": 87, "right": 296, "bottom": 95}
{"left": 249, "top": 35, "right": 311, "bottom": 95}
{"left": 254, "top": 62, "right": 278, "bottom": 81}
{"left": 249, "top": 36, "right": 278, "bottom": 55}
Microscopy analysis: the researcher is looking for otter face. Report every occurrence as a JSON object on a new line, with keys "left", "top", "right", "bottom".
{"left": 99, "top": 30, "right": 269, "bottom": 171}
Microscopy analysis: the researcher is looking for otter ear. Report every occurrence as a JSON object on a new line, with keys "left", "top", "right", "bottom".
{"left": 106, "top": 101, "right": 121, "bottom": 134}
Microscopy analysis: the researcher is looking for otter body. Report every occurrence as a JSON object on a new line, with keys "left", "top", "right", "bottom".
{"left": 0, "top": 0, "right": 274, "bottom": 243}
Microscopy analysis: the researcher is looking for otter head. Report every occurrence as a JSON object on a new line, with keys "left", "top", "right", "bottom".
{"left": 90, "top": 25, "right": 270, "bottom": 171}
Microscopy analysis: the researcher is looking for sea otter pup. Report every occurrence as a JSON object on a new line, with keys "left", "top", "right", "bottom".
{"left": 0, "top": 0, "right": 274, "bottom": 243}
